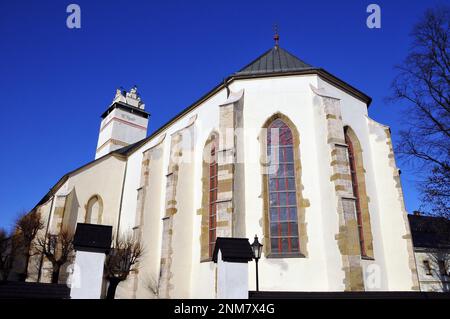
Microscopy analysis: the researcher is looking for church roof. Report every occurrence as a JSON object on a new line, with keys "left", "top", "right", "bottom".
{"left": 235, "top": 46, "right": 315, "bottom": 76}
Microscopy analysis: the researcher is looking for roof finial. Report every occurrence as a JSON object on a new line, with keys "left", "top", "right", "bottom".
{"left": 273, "top": 24, "right": 279, "bottom": 47}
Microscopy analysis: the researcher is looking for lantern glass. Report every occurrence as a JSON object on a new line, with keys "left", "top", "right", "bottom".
{"left": 251, "top": 235, "right": 263, "bottom": 260}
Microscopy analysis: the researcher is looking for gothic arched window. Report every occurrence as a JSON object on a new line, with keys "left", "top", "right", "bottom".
{"left": 344, "top": 126, "right": 374, "bottom": 259}
{"left": 200, "top": 132, "right": 219, "bottom": 261}
{"left": 208, "top": 136, "right": 218, "bottom": 258}
{"left": 86, "top": 195, "right": 103, "bottom": 224}
{"left": 262, "top": 116, "right": 308, "bottom": 257}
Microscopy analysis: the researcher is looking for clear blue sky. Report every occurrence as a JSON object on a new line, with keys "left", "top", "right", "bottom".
{"left": 0, "top": 0, "right": 445, "bottom": 231}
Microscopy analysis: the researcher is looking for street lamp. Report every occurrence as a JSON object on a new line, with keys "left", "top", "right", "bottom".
{"left": 251, "top": 234, "right": 263, "bottom": 291}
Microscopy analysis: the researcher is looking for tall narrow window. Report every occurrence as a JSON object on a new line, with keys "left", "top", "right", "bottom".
{"left": 345, "top": 129, "right": 366, "bottom": 257}
{"left": 208, "top": 137, "right": 218, "bottom": 257}
{"left": 423, "top": 260, "right": 432, "bottom": 275}
{"left": 267, "top": 118, "right": 300, "bottom": 255}
{"left": 86, "top": 195, "right": 103, "bottom": 224}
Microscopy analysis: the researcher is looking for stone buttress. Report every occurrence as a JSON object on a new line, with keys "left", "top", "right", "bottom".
{"left": 311, "top": 85, "right": 365, "bottom": 291}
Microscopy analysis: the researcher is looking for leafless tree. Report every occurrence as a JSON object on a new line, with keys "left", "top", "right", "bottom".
{"left": 35, "top": 229, "right": 74, "bottom": 284}
{"left": 104, "top": 234, "right": 143, "bottom": 299}
{"left": 390, "top": 5, "right": 450, "bottom": 218}
{"left": 14, "top": 210, "right": 44, "bottom": 280}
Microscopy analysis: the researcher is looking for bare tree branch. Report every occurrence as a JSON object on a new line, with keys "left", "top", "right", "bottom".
{"left": 104, "top": 233, "right": 143, "bottom": 299}
{"left": 390, "top": 5, "right": 450, "bottom": 217}
{"left": 35, "top": 229, "right": 74, "bottom": 283}
{"left": 14, "top": 211, "right": 44, "bottom": 280}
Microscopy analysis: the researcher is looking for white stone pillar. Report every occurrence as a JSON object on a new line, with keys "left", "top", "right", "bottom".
{"left": 69, "top": 223, "right": 112, "bottom": 299}
{"left": 217, "top": 250, "right": 249, "bottom": 299}
{"left": 70, "top": 250, "right": 106, "bottom": 299}
{"left": 213, "top": 237, "right": 253, "bottom": 299}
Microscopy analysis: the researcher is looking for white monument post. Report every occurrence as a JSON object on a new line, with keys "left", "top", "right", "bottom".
{"left": 69, "top": 223, "right": 112, "bottom": 299}
{"left": 212, "top": 237, "right": 254, "bottom": 299}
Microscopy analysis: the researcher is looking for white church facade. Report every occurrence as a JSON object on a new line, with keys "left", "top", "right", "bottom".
{"left": 27, "top": 43, "right": 419, "bottom": 298}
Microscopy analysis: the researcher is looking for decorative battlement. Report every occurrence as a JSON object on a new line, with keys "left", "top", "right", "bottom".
{"left": 112, "top": 86, "right": 145, "bottom": 110}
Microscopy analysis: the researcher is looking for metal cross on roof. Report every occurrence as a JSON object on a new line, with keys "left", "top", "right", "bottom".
{"left": 273, "top": 24, "right": 280, "bottom": 47}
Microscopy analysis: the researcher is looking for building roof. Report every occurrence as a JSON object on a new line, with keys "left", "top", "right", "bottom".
{"left": 73, "top": 223, "right": 113, "bottom": 253}
{"left": 408, "top": 214, "right": 450, "bottom": 249}
{"left": 235, "top": 46, "right": 315, "bottom": 76}
{"left": 101, "top": 101, "right": 150, "bottom": 119}
{"left": 212, "top": 237, "right": 254, "bottom": 263}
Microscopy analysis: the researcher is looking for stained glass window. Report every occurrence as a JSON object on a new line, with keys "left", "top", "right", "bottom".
{"left": 209, "top": 137, "right": 218, "bottom": 257}
{"left": 267, "top": 119, "right": 299, "bottom": 254}
{"left": 345, "top": 130, "right": 367, "bottom": 257}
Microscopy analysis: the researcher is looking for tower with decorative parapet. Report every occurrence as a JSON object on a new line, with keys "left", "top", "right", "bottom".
{"left": 95, "top": 87, "right": 149, "bottom": 159}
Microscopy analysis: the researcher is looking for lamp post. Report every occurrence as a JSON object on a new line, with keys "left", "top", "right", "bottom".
{"left": 251, "top": 234, "right": 263, "bottom": 292}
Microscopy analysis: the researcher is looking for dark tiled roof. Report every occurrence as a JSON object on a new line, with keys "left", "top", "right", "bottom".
{"left": 101, "top": 101, "right": 150, "bottom": 119}
{"left": 408, "top": 214, "right": 450, "bottom": 249}
{"left": 235, "top": 46, "right": 315, "bottom": 76}
{"left": 212, "top": 237, "right": 254, "bottom": 263}
{"left": 73, "top": 223, "right": 113, "bottom": 253}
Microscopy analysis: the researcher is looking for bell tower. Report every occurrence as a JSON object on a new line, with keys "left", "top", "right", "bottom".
{"left": 95, "top": 86, "right": 150, "bottom": 159}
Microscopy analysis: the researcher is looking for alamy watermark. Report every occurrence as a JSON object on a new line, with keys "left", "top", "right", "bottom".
{"left": 64, "top": 4, "right": 380, "bottom": 30}
{"left": 366, "top": 4, "right": 381, "bottom": 29}
{"left": 66, "top": 4, "right": 81, "bottom": 29}
{"left": 365, "top": 263, "right": 382, "bottom": 289}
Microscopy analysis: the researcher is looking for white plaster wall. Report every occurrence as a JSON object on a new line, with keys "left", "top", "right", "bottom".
{"left": 414, "top": 250, "right": 450, "bottom": 292}
{"left": 310, "top": 87, "right": 345, "bottom": 291}
{"left": 114, "top": 134, "right": 167, "bottom": 298}
{"left": 188, "top": 90, "right": 225, "bottom": 298}
{"left": 117, "top": 150, "right": 143, "bottom": 234}
{"left": 115, "top": 87, "right": 226, "bottom": 298}
{"left": 367, "top": 118, "right": 416, "bottom": 290}
{"left": 170, "top": 136, "right": 196, "bottom": 298}
{"left": 115, "top": 73, "right": 413, "bottom": 296}
{"left": 39, "top": 71, "right": 415, "bottom": 298}
{"left": 232, "top": 75, "right": 332, "bottom": 291}
{"left": 217, "top": 251, "right": 249, "bottom": 299}
{"left": 97, "top": 119, "right": 114, "bottom": 149}
{"left": 96, "top": 108, "right": 148, "bottom": 158}
{"left": 108, "top": 109, "right": 148, "bottom": 144}
{"left": 318, "top": 78, "right": 390, "bottom": 290}
{"left": 70, "top": 250, "right": 106, "bottom": 299}
{"left": 147, "top": 88, "right": 227, "bottom": 298}
{"left": 133, "top": 142, "right": 166, "bottom": 298}
{"left": 112, "top": 150, "right": 143, "bottom": 299}
{"left": 56, "top": 156, "right": 126, "bottom": 233}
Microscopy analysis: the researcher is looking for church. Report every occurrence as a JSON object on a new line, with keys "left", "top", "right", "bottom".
{"left": 26, "top": 39, "right": 419, "bottom": 298}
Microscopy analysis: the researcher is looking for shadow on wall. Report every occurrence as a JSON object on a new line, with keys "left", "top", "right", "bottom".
{"left": 63, "top": 188, "right": 80, "bottom": 235}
